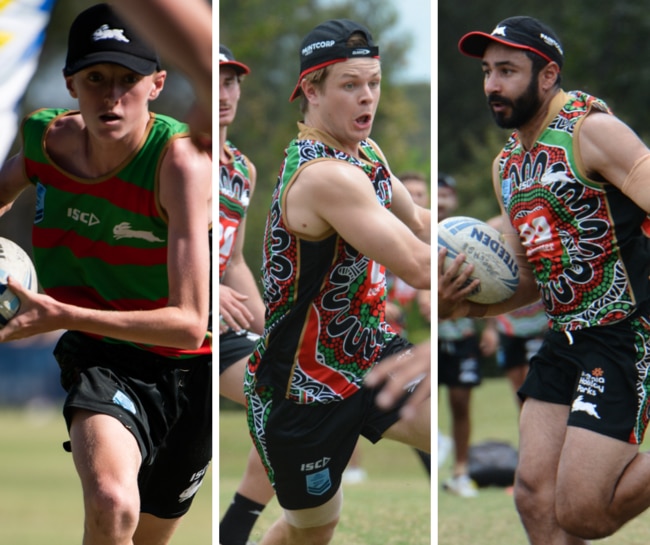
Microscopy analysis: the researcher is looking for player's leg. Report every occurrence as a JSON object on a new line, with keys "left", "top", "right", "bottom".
{"left": 220, "top": 342, "right": 275, "bottom": 545}
{"left": 556, "top": 427, "right": 650, "bottom": 539}
{"left": 245, "top": 386, "right": 363, "bottom": 545}
{"left": 136, "top": 358, "right": 212, "bottom": 544}
{"left": 514, "top": 398, "right": 587, "bottom": 545}
{"left": 447, "top": 386, "right": 472, "bottom": 475}
{"left": 69, "top": 409, "right": 142, "bottom": 545}
{"left": 220, "top": 353, "right": 249, "bottom": 405}
{"left": 552, "top": 315, "right": 650, "bottom": 539}
{"left": 258, "top": 490, "right": 341, "bottom": 545}
{"left": 132, "top": 514, "right": 181, "bottom": 545}
{"left": 381, "top": 396, "right": 431, "bottom": 452}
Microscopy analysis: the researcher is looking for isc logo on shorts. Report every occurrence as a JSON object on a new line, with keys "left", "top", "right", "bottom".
{"left": 300, "top": 456, "right": 331, "bottom": 472}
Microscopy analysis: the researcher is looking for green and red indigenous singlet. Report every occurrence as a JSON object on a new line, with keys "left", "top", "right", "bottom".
{"left": 219, "top": 140, "right": 251, "bottom": 280}
{"left": 23, "top": 108, "right": 210, "bottom": 358}
{"left": 499, "top": 91, "right": 650, "bottom": 332}
{"left": 246, "top": 125, "right": 397, "bottom": 404}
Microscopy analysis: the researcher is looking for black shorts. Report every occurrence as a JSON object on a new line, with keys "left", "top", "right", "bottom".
{"left": 519, "top": 313, "right": 650, "bottom": 445}
{"left": 438, "top": 336, "right": 481, "bottom": 388}
{"left": 497, "top": 333, "right": 544, "bottom": 370}
{"left": 219, "top": 329, "right": 259, "bottom": 374}
{"left": 54, "top": 331, "right": 212, "bottom": 518}
{"left": 246, "top": 336, "right": 416, "bottom": 510}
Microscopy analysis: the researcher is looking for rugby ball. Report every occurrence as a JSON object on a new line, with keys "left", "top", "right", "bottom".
{"left": 0, "top": 237, "right": 38, "bottom": 326}
{"left": 438, "top": 216, "right": 519, "bottom": 304}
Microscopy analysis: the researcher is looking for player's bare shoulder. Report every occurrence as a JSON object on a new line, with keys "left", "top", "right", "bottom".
{"left": 44, "top": 112, "right": 85, "bottom": 164}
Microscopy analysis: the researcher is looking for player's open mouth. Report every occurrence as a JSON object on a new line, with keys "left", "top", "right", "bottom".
{"left": 100, "top": 113, "right": 121, "bottom": 122}
{"left": 355, "top": 114, "right": 372, "bottom": 127}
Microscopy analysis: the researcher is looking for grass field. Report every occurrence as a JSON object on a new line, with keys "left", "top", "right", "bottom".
{"left": 438, "top": 377, "right": 650, "bottom": 544}
{"left": 0, "top": 406, "right": 211, "bottom": 545}
{"left": 219, "top": 405, "right": 431, "bottom": 544}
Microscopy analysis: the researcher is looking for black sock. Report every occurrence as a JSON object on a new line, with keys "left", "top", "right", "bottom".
{"left": 219, "top": 492, "right": 266, "bottom": 545}
{"left": 414, "top": 448, "right": 431, "bottom": 478}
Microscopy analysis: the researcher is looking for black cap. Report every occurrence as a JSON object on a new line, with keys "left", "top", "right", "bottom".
{"left": 64, "top": 3, "right": 160, "bottom": 77}
{"left": 458, "top": 16, "right": 564, "bottom": 68}
{"left": 438, "top": 173, "right": 457, "bottom": 191}
{"left": 219, "top": 44, "right": 250, "bottom": 75}
{"left": 289, "top": 19, "right": 380, "bottom": 102}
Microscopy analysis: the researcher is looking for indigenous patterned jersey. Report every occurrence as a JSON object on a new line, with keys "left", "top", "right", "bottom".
{"left": 23, "top": 108, "right": 211, "bottom": 358}
{"left": 495, "top": 300, "right": 549, "bottom": 338}
{"left": 219, "top": 140, "right": 252, "bottom": 280}
{"left": 247, "top": 125, "right": 397, "bottom": 404}
{"left": 499, "top": 91, "right": 650, "bottom": 332}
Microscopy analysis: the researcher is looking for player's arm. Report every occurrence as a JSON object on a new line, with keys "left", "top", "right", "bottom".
{"left": 0, "top": 151, "right": 31, "bottom": 216}
{"left": 578, "top": 111, "right": 650, "bottom": 211}
{"left": 220, "top": 160, "right": 265, "bottom": 335}
{"left": 0, "top": 138, "right": 212, "bottom": 348}
{"left": 287, "top": 160, "right": 430, "bottom": 289}
{"left": 387, "top": 173, "right": 431, "bottom": 243}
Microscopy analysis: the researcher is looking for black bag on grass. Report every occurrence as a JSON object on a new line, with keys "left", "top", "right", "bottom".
{"left": 468, "top": 440, "right": 518, "bottom": 487}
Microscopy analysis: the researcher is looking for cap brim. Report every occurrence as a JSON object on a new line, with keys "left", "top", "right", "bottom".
{"left": 64, "top": 51, "right": 158, "bottom": 76}
{"left": 459, "top": 31, "right": 515, "bottom": 58}
{"left": 220, "top": 61, "right": 250, "bottom": 75}
{"left": 458, "top": 31, "right": 555, "bottom": 65}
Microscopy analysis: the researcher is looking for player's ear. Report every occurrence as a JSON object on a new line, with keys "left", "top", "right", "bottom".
{"left": 149, "top": 70, "right": 167, "bottom": 101}
{"left": 64, "top": 74, "right": 78, "bottom": 98}
{"left": 301, "top": 78, "right": 318, "bottom": 104}
{"left": 540, "top": 62, "right": 560, "bottom": 91}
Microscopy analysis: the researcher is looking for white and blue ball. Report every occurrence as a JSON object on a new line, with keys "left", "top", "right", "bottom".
{"left": 438, "top": 216, "right": 519, "bottom": 304}
{"left": 0, "top": 237, "right": 37, "bottom": 326}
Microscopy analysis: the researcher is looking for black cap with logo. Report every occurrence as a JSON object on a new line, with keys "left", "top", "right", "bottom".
{"left": 289, "top": 19, "right": 380, "bottom": 102}
{"left": 63, "top": 3, "right": 160, "bottom": 77}
{"left": 458, "top": 16, "right": 564, "bottom": 68}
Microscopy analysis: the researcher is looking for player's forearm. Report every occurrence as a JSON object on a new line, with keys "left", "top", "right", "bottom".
{"left": 55, "top": 302, "right": 209, "bottom": 350}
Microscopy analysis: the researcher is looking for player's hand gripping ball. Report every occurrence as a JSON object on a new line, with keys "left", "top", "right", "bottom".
{"left": 0, "top": 237, "right": 38, "bottom": 326}
{"left": 438, "top": 216, "right": 519, "bottom": 304}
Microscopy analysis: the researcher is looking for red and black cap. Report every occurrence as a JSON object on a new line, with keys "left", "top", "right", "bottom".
{"left": 459, "top": 16, "right": 564, "bottom": 68}
{"left": 219, "top": 44, "right": 250, "bottom": 75}
{"left": 289, "top": 19, "right": 379, "bottom": 102}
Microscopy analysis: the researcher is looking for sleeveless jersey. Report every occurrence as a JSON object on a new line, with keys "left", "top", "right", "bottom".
{"left": 246, "top": 126, "right": 397, "bottom": 404}
{"left": 499, "top": 91, "right": 650, "bottom": 332}
{"left": 23, "top": 108, "right": 211, "bottom": 358}
{"left": 219, "top": 140, "right": 252, "bottom": 280}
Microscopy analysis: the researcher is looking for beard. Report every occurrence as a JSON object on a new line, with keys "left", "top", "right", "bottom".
{"left": 487, "top": 76, "right": 541, "bottom": 129}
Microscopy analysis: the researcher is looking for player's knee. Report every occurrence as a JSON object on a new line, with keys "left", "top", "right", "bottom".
{"left": 86, "top": 484, "right": 139, "bottom": 536}
{"left": 285, "top": 518, "right": 339, "bottom": 545}
{"left": 513, "top": 471, "right": 552, "bottom": 524}
{"left": 556, "top": 497, "right": 620, "bottom": 539}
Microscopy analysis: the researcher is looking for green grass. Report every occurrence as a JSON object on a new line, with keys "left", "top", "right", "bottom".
{"left": 438, "top": 377, "right": 650, "bottom": 544}
{"left": 0, "top": 407, "right": 211, "bottom": 545}
{"left": 219, "top": 406, "right": 431, "bottom": 544}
